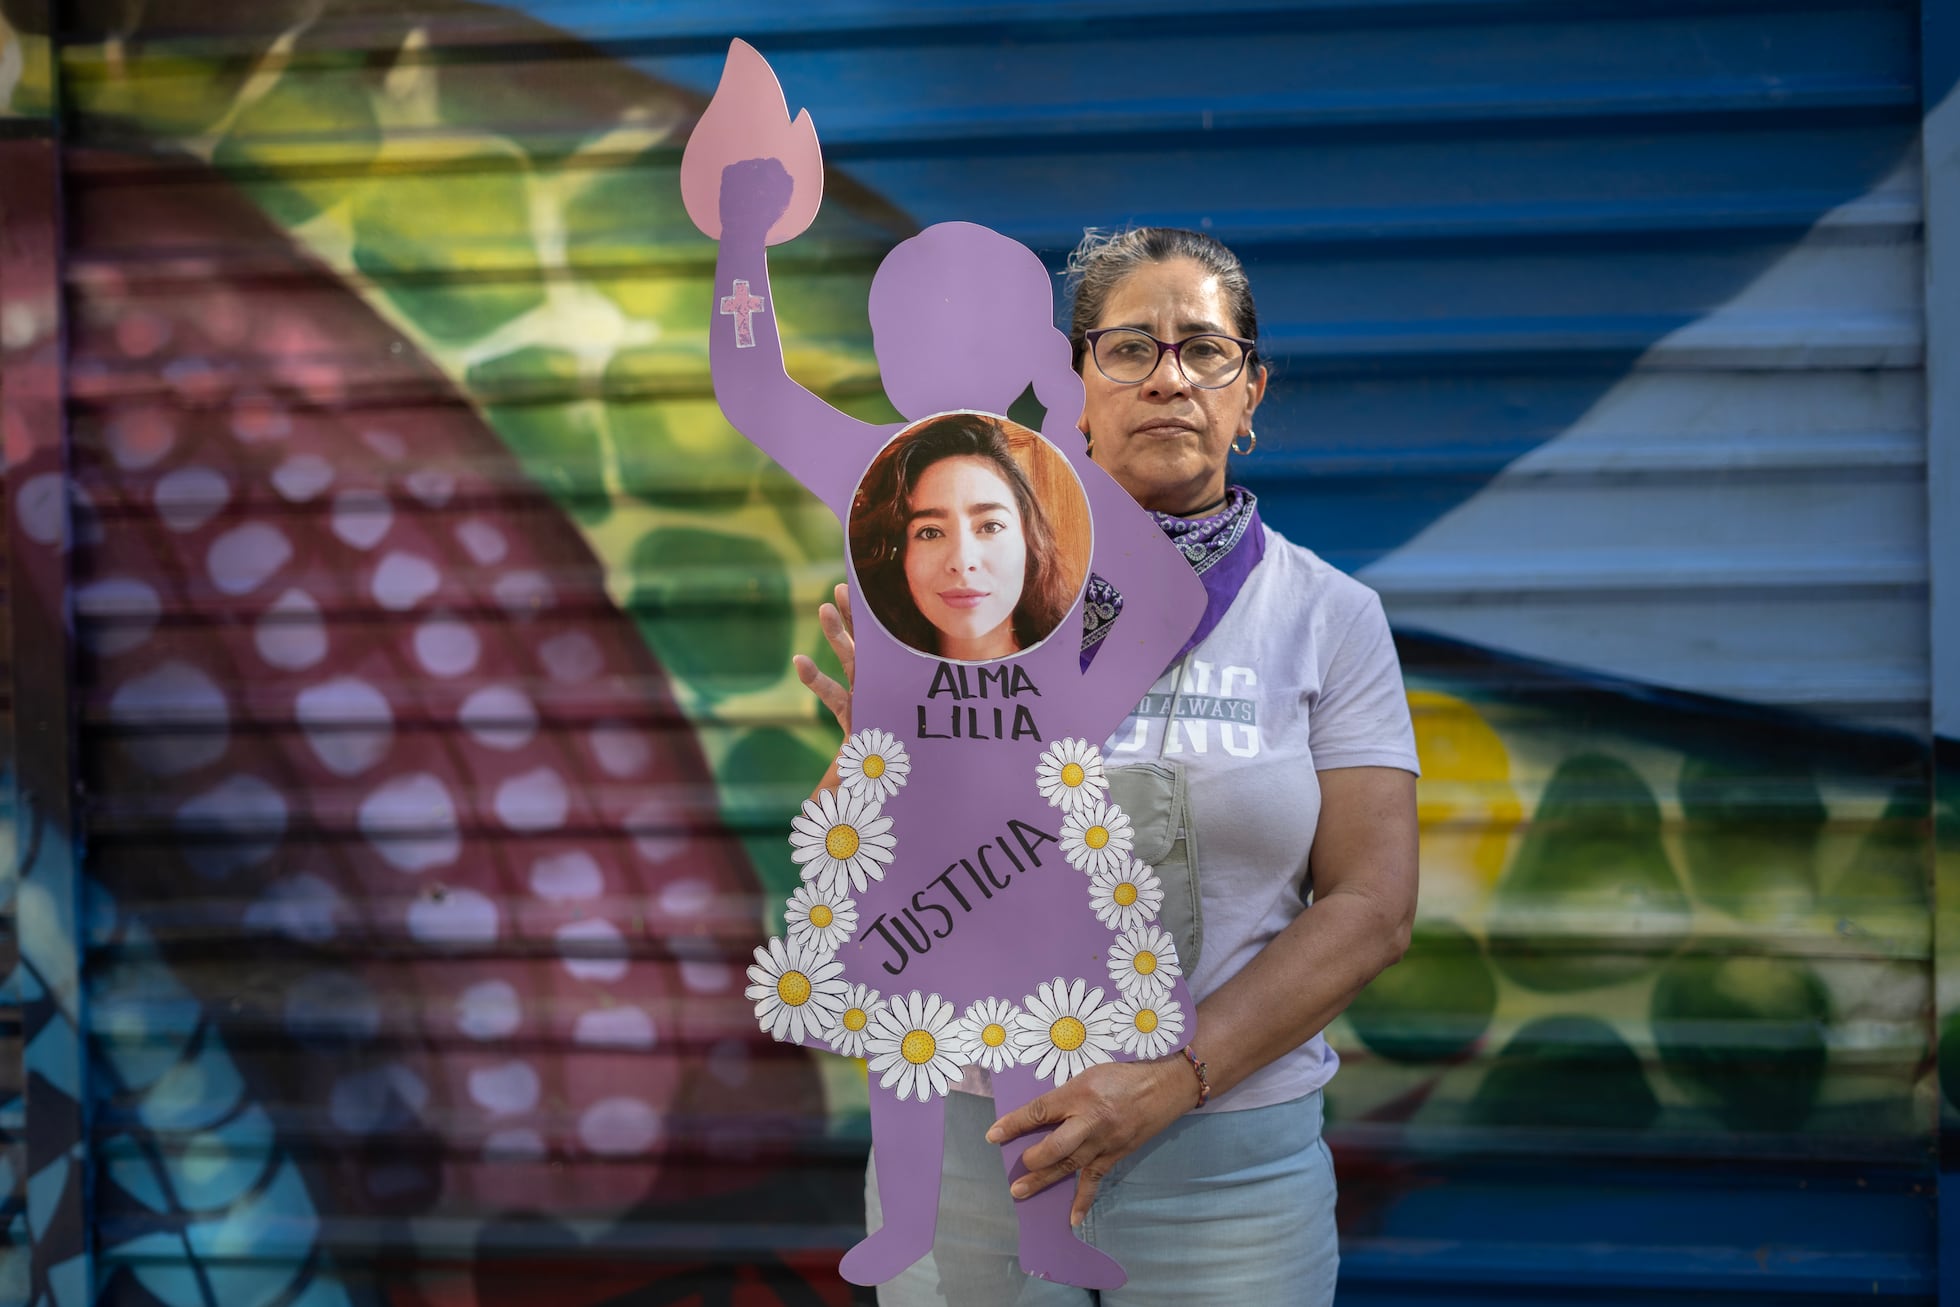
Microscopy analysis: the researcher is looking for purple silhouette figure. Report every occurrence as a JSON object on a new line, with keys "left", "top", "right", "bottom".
{"left": 687, "top": 45, "right": 1204, "bottom": 1290}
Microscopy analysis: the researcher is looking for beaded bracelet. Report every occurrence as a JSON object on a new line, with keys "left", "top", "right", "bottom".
{"left": 1177, "top": 1045, "right": 1211, "bottom": 1109}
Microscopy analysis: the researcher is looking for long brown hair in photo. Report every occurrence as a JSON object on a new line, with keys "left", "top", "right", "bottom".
{"left": 849, "top": 411, "right": 1091, "bottom": 659}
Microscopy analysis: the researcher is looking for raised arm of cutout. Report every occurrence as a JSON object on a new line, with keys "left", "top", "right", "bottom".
{"left": 684, "top": 40, "right": 892, "bottom": 511}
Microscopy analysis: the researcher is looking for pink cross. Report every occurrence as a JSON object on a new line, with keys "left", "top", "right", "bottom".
{"left": 719, "top": 278, "right": 767, "bottom": 349}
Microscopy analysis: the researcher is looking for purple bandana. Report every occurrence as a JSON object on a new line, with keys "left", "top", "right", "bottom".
{"left": 1082, "top": 485, "right": 1266, "bottom": 667}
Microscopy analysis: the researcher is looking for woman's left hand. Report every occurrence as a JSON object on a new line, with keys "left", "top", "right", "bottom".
{"left": 985, "top": 1055, "right": 1196, "bottom": 1226}
{"left": 792, "top": 582, "right": 856, "bottom": 736}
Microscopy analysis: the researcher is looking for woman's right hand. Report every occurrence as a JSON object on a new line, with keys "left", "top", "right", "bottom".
{"left": 793, "top": 582, "right": 856, "bottom": 738}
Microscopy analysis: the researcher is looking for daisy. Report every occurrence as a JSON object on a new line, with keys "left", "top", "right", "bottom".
{"left": 789, "top": 787, "right": 896, "bottom": 896}
{"left": 864, "top": 990, "right": 965, "bottom": 1102}
{"left": 1034, "top": 737, "right": 1107, "bottom": 814}
{"left": 1087, "top": 859, "right": 1165, "bottom": 933}
{"left": 1059, "top": 799, "right": 1134, "bottom": 878}
{"left": 783, "top": 884, "right": 858, "bottom": 954}
{"left": 1108, "top": 993, "right": 1185, "bottom": 1061}
{"left": 837, "top": 728, "right": 911, "bottom": 803}
{"left": 1107, "top": 923, "right": 1182, "bottom": 1002}
{"left": 1011, "top": 976, "right": 1118, "bottom": 1087}
{"left": 952, "top": 996, "right": 1023, "bottom": 1073}
{"left": 822, "top": 983, "right": 882, "bottom": 1058}
{"left": 745, "top": 935, "right": 848, "bottom": 1045}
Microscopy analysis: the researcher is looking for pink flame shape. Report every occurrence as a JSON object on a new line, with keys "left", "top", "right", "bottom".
{"left": 680, "top": 39, "right": 823, "bottom": 246}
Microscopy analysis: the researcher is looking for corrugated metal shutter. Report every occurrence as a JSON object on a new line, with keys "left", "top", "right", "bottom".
{"left": 0, "top": 0, "right": 1942, "bottom": 1303}
{"left": 616, "top": 3, "right": 1937, "bottom": 1299}
{"left": 50, "top": 4, "right": 877, "bottom": 1302}
{"left": 0, "top": 409, "right": 20, "bottom": 1303}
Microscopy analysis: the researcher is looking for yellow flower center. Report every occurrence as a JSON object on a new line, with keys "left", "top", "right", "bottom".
{"left": 901, "top": 1030, "right": 937, "bottom": 1065}
{"left": 862, "top": 754, "right": 886, "bottom": 779}
{"left": 1060, "top": 762, "right": 1085, "bottom": 788}
{"left": 981, "top": 1022, "right": 1007, "bottom": 1048}
{"left": 808, "top": 904, "right": 834, "bottom": 929}
{"left": 1049, "top": 1016, "right": 1087, "bottom": 1052}
{"left": 825, "top": 824, "right": 860, "bottom": 860}
{"left": 1085, "top": 825, "right": 1109, "bottom": 850}
{"left": 777, "top": 971, "right": 812, "bottom": 1006}
{"left": 1132, "top": 951, "right": 1158, "bottom": 976}
{"left": 1113, "top": 882, "right": 1138, "bottom": 907}
{"left": 842, "top": 1006, "right": 868, "bottom": 1032}
{"left": 1134, "top": 1008, "right": 1159, "bottom": 1034}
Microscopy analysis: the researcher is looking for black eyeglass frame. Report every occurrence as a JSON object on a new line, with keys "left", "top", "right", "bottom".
{"left": 1081, "top": 327, "right": 1259, "bottom": 390}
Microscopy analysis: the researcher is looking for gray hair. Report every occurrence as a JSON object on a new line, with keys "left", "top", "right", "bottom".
{"left": 1062, "top": 227, "right": 1262, "bottom": 373}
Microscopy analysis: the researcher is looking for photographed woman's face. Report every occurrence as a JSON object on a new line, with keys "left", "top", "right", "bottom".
{"left": 902, "top": 455, "right": 1028, "bottom": 660}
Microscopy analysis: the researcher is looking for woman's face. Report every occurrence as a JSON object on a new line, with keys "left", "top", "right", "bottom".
{"left": 1078, "top": 257, "right": 1266, "bottom": 516}
{"left": 902, "top": 455, "right": 1028, "bottom": 660}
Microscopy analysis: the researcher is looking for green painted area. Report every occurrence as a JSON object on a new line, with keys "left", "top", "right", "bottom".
{"left": 468, "top": 347, "right": 611, "bottom": 526}
{"left": 1940, "top": 1009, "right": 1960, "bottom": 1117}
{"left": 1470, "top": 1015, "right": 1659, "bottom": 1131}
{"left": 1941, "top": 765, "right": 1960, "bottom": 1121}
{"left": 627, "top": 527, "right": 793, "bottom": 701}
{"left": 351, "top": 159, "right": 547, "bottom": 344}
{"left": 563, "top": 151, "right": 704, "bottom": 323}
{"left": 212, "top": 71, "right": 379, "bottom": 229}
{"left": 1679, "top": 756, "right": 1825, "bottom": 920}
{"left": 609, "top": 385, "right": 769, "bottom": 506}
{"left": 1488, "top": 753, "right": 1689, "bottom": 993}
{"left": 65, "top": 49, "right": 252, "bottom": 137}
{"left": 718, "top": 727, "right": 835, "bottom": 909}
{"left": 1831, "top": 787, "right": 1931, "bottom": 911}
{"left": 1650, "top": 949, "right": 1832, "bottom": 1131}
{"left": 1345, "top": 919, "right": 1497, "bottom": 1063}
{"left": 771, "top": 495, "right": 847, "bottom": 573}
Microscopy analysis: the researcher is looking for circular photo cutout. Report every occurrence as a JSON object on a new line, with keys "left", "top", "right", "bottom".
{"left": 849, "top": 412, "right": 1091, "bottom": 663}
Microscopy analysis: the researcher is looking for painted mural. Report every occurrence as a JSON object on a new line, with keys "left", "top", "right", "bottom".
{"left": 0, "top": 1, "right": 1949, "bottom": 1304}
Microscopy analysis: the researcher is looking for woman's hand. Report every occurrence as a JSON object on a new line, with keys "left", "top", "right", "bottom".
{"left": 985, "top": 1054, "right": 1196, "bottom": 1226}
{"left": 989, "top": 768, "right": 1416, "bottom": 1227}
{"left": 792, "top": 582, "right": 855, "bottom": 737}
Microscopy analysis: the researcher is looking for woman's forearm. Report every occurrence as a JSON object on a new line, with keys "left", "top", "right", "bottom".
{"left": 1187, "top": 765, "right": 1419, "bottom": 1100}
{"left": 1189, "top": 885, "right": 1411, "bottom": 1099}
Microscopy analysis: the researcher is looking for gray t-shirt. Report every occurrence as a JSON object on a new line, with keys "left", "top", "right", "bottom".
{"left": 1103, "top": 526, "right": 1421, "bottom": 1113}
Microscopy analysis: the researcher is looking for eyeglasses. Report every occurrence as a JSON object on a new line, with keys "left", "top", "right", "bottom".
{"left": 1083, "top": 328, "right": 1257, "bottom": 389}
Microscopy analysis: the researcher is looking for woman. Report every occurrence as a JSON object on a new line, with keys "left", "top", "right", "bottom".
{"left": 850, "top": 413, "right": 1078, "bottom": 661}
{"left": 798, "top": 227, "right": 1420, "bottom": 1304}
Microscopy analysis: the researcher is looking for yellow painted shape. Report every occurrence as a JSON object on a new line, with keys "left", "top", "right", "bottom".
{"left": 1409, "top": 688, "right": 1523, "bottom": 889}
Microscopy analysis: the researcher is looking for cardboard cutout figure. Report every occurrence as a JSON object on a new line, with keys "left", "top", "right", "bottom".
{"left": 683, "top": 41, "right": 1206, "bottom": 1289}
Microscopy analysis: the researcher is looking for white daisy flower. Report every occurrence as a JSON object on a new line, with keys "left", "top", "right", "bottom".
{"left": 1059, "top": 799, "right": 1133, "bottom": 877}
{"left": 783, "top": 884, "right": 858, "bottom": 954}
{"left": 744, "top": 935, "right": 848, "bottom": 1045}
{"left": 789, "top": 787, "right": 896, "bottom": 896}
{"left": 1087, "top": 859, "right": 1165, "bottom": 933}
{"left": 837, "top": 728, "right": 911, "bottom": 803}
{"left": 1107, "top": 923, "right": 1182, "bottom": 1002}
{"left": 822, "top": 983, "right": 882, "bottom": 1059}
{"left": 952, "top": 996, "right": 1023, "bottom": 1073}
{"left": 864, "top": 990, "right": 965, "bottom": 1102}
{"left": 1011, "top": 976, "right": 1118, "bottom": 1087}
{"left": 1109, "top": 993, "right": 1185, "bottom": 1061}
{"left": 1034, "top": 737, "right": 1107, "bottom": 814}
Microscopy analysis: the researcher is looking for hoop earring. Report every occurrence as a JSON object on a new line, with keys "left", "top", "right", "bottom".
{"left": 1231, "top": 429, "right": 1257, "bottom": 456}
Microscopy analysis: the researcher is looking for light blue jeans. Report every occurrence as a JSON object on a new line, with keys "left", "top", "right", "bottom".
{"left": 865, "top": 1089, "right": 1339, "bottom": 1305}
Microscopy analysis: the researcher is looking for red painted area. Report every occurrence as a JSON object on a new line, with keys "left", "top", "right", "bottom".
{"left": 62, "top": 153, "right": 828, "bottom": 1232}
